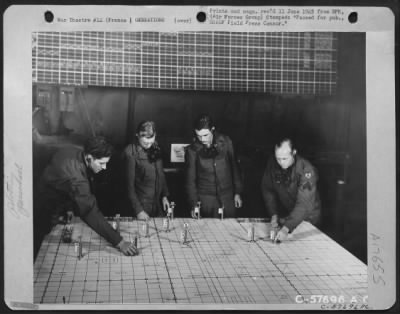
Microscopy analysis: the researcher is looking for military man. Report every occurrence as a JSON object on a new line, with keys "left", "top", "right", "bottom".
{"left": 34, "top": 136, "right": 137, "bottom": 256}
{"left": 261, "top": 138, "right": 321, "bottom": 242}
{"left": 185, "top": 114, "right": 243, "bottom": 218}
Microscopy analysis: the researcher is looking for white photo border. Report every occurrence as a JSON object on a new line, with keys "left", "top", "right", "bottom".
{"left": 3, "top": 5, "right": 396, "bottom": 310}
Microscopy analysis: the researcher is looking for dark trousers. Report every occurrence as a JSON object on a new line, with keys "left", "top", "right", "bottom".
{"left": 198, "top": 192, "right": 236, "bottom": 218}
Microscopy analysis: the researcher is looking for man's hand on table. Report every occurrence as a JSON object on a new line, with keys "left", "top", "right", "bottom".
{"left": 274, "top": 226, "right": 290, "bottom": 243}
{"left": 117, "top": 240, "right": 138, "bottom": 256}
{"left": 137, "top": 210, "right": 150, "bottom": 221}
{"left": 270, "top": 214, "right": 279, "bottom": 229}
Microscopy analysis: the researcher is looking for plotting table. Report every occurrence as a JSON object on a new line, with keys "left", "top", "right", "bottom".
{"left": 34, "top": 218, "right": 367, "bottom": 305}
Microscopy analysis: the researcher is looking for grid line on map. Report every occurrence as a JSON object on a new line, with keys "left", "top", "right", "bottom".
{"left": 34, "top": 218, "right": 366, "bottom": 304}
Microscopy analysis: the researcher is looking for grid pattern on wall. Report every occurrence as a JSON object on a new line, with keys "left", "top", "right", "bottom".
{"left": 32, "top": 31, "right": 338, "bottom": 95}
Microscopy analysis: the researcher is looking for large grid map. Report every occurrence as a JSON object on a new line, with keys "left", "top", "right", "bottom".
{"left": 34, "top": 218, "right": 367, "bottom": 305}
{"left": 32, "top": 32, "right": 337, "bottom": 95}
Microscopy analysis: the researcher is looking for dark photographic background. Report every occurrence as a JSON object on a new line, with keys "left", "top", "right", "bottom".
{"left": 32, "top": 32, "right": 366, "bottom": 262}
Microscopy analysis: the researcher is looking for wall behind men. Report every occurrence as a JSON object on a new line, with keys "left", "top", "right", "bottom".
{"left": 33, "top": 32, "right": 365, "bottom": 219}
{"left": 32, "top": 32, "right": 366, "bottom": 262}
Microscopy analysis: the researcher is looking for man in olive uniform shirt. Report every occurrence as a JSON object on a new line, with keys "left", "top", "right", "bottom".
{"left": 35, "top": 136, "right": 137, "bottom": 256}
{"left": 261, "top": 138, "right": 321, "bottom": 242}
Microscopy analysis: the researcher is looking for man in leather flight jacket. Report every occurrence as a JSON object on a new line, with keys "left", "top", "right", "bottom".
{"left": 185, "top": 114, "right": 243, "bottom": 218}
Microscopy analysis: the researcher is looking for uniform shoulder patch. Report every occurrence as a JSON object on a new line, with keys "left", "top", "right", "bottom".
{"left": 301, "top": 168, "right": 315, "bottom": 190}
{"left": 301, "top": 181, "right": 313, "bottom": 191}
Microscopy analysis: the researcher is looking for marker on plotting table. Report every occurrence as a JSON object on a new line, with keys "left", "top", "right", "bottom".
{"left": 218, "top": 207, "right": 224, "bottom": 220}
{"left": 270, "top": 229, "right": 276, "bottom": 241}
{"left": 181, "top": 223, "right": 188, "bottom": 244}
{"left": 194, "top": 201, "right": 201, "bottom": 219}
{"left": 248, "top": 223, "right": 255, "bottom": 242}
{"left": 163, "top": 216, "right": 170, "bottom": 232}
{"left": 79, "top": 236, "right": 83, "bottom": 259}
{"left": 169, "top": 201, "right": 175, "bottom": 220}
{"left": 63, "top": 224, "right": 73, "bottom": 243}
{"left": 131, "top": 233, "right": 138, "bottom": 256}
{"left": 75, "top": 236, "right": 83, "bottom": 260}
{"left": 143, "top": 218, "right": 150, "bottom": 237}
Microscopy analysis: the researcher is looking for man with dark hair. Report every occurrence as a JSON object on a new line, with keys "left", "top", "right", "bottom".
{"left": 185, "top": 114, "right": 243, "bottom": 218}
{"left": 34, "top": 136, "right": 137, "bottom": 256}
{"left": 261, "top": 137, "right": 321, "bottom": 242}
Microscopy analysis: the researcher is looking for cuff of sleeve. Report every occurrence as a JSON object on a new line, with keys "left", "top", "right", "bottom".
{"left": 283, "top": 220, "right": 297, "bottom": 233}
{"left": 234, "top": 188, "right": 244, "bottom": 195}
{"left": 116, "top": 239, "right": 124, "bottom": 248}
{"left": 111, "top": 233, "right": 123, "bottom": 247}
{"left": 134, "top": 207, "right": 144, "bottom": 216}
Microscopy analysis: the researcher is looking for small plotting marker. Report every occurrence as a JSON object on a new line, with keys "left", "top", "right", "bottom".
{"left": 78, "top": 236, "right": 83, "bottom": 259}
{"left": 63, "top": 224, "right": 73, "bottom": 243}
{"left": 131, "top": 233, "right": 138, "bottom": 256}
{"left": 248, "top": 223, "right": 255, "bottom": 242}
{"left": 143, "top": 219, "right": 150, "bottom": 237}
{"left": 169, "top": 201, "right": 175, "bottom": 220}
{"left": 75, "top": 237, "right": 83, "bottom": 260}
{"left": 194, "top": 201, "right": 201, "bottom": 219}
{"left": 270, "top": 229, "right": 276, "bottom": 241}
{"left": 163, "top": 217, "right": 170, "bottom": 232}
{"left": 181, "top": 223, "right": 188, "bottom": 244}
{"left": 218, "top": 207, "right": 224, "bottom": 220}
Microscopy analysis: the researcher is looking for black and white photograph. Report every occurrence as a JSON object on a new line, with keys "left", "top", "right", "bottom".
{"left": 3, "top": 5, "right": 397, "bottom": 311}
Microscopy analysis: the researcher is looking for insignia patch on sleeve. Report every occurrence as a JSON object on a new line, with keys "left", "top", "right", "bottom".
{"left": 302, "top": 181, "right": 313, "bottom": 191}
